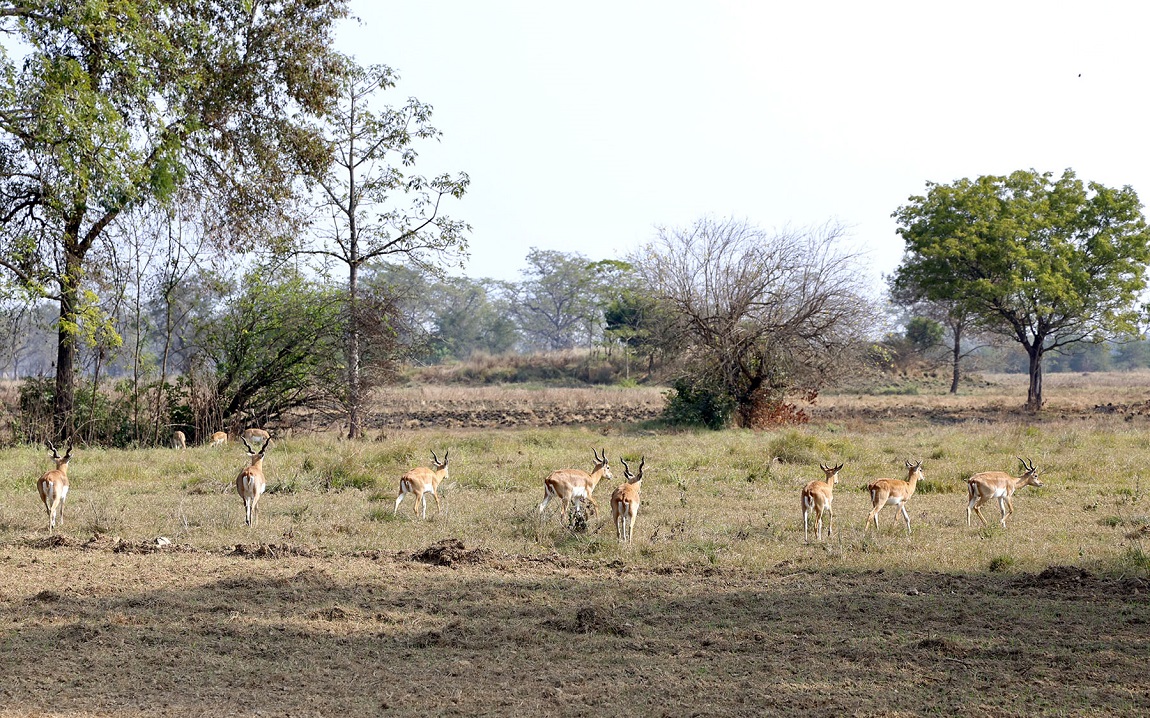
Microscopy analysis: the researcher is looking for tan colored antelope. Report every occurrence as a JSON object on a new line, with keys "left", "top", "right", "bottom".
{"left": 966, "top": 458, "right": 1044, "bottom": 528}
{"left": 865, "top": 460, "right": 924, "bottom": 534}
{"left": 538, "top": 448, "right": 613, "bottom": 521}
{"left": 235, "top": 436, "right": 270, "bottom": 527}
{"left": 801, "top": 462, "right": 842, "bottom": 541}
{"left": 210, "top": 431, "right": 228, "bottom": 447}
{"left": 241, "top": 428, "right": 270, "bottom": 446}
{"left": 172, "top": 430, "right": 186, "bottom": 450}
{"left": 37, "top": 441, "right": 72, "bottom": 534}
{"left": 394, "top": 450, "right": 450, "bottom": 519}
{"left": 611, "top": 457, "right": 645, "bottom": 543}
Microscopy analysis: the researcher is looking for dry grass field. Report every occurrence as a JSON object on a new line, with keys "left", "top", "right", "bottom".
{"left": 1, "top": 372, "right": 1149, "bottom": 716}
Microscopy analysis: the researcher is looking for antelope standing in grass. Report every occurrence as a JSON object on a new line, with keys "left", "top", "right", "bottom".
{"left": 611, "top": 457, "right": 645, "bottom": 543}
{"left": 210, "top": 431, "right": 228, "bottom": 447}
{"left": 172, "top": 430, "right": 186, "bottom": 450}
{"left": 966, "top": 458, "right": 1043, "bottom": 528}
{"left": 801, "top": 462, "right": 842, "bottom": 541}
{"left": 37, "top": 441, "right": 72, "bottom": 534}
{"left": 538, "top": 449, "right": 613, "bottom": 522}
{"left": 865, "top": 460, "right": 924, "bottom": 534}
{"left": 394, "top": 450, "right": 450, "bottom": 519}
{"left": 242, "top": 428, "right": 270, "bottom": 446}
{"left": 235, "top": 436, "right": 270, "bottom": 527}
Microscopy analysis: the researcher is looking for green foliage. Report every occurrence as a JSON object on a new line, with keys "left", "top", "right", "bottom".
{"left": 0, "top": 0, "right": 353, "bottom": 431}
{"left": 189, "top": 268, "right": 344, "bottom": 429}
{"left": 892, "top": 169, "right": 1150, "bottom": 409}
{"left": 988, "top": 555, "right": 1015, "bottom": 572}
{"left": 905, "top": 316, "right": 944, "bottom": 352}
{"left": 662, "top": 375, "right": 736, "bottom": 429}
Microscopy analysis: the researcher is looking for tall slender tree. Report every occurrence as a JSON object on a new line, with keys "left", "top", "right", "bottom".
{"left": 299, "top": 63, "right": 469, "bottom": 439}
{"left": 0, "top": 0, "right": 350, "bottom": 438}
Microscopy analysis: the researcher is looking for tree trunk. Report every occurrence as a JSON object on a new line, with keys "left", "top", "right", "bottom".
{"left": 346, "top": 260, "right": 362, "bottom": 440}
{"left": 53, "top": 250, "right": 82, "bottom": 440}
{"left": 949, "top": 323, "right": 962, "bottom": 394}
{"left": 1026, "top": 347, "right": 1044, "bottom": 411}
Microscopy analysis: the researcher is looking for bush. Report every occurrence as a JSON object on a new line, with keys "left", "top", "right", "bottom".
{"left": 662, "top": 376, "right": 736, "bottom": 429}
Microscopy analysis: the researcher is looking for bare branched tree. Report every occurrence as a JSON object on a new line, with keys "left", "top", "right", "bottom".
{"left": 635, "top": 217, "right": 878, "bottom": 427}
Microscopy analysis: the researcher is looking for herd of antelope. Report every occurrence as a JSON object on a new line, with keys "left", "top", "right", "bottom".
{"left": 800, "top": 457, "right": 1044, "bottom": 541}
{"left": 30, "top": 433, "right": 1042, "bottom": 544}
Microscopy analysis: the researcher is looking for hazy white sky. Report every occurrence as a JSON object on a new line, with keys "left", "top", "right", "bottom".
{"left": 341, "top": 1, "right": 1150, "bottom": 283}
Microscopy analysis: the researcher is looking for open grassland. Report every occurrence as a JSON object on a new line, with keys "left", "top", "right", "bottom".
{"left": 1, "top": 374, "right": 1149, "bottom": 716}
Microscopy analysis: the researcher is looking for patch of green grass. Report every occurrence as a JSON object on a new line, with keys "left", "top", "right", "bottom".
{"left": 1119, "top": 545, "right": 1150, "bottom": 574}
{"left": 873, "top": 384, "right": 919, "bottom": 396}
{"left": 988, "top": 555, "right": 1015, "bottom": 572}
{"left": 769, "top": 431, "right": 830, "bottom": 465}
{"left": 916, "top": 479, "right": 960, "bottom": 495}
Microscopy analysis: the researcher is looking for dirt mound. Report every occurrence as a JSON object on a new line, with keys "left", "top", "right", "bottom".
{"left": 411, "top": 538, "right": 499, "bottom": 568}
{"left": 25, "top": 534, "right": 79, "bottom": 549}
{"left": 229, "top": 542, "right": 320, "bottom": 559}
{"left": 1034, "top": 564, "right": 1094, "bottom": 585}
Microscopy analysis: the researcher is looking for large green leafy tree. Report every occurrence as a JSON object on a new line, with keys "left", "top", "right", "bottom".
{"left": 892, "top": 169, "right": 1150, "bottom": 411}
{"left": 0, "top": 0, "right": 349, "bottom": 438}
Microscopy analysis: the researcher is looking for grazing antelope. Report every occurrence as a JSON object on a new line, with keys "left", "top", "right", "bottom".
{"left": 242, "top": 428, "right": 270, "bottom": 446}
{"left": 538, "top": 448, "right": 613, "bottom": 521}
{"left": 865, "top": 460, "right": 924, "bottom": 534}
{"left": 966, "top": 458, "right": 1044, "bottom": 528}
{"left": 172, "top": 430, "right": 186, "bottom": 450}
{"left": 235, "top": 436, "right": 270, "bottom": 527}
{"left": 210, "top": 431, "right": 228, "bottom": 447}
{"left": 37, "top": 441, "right": 72, "bottom": 534}
{"left": 611, "top": 457, "right": 645, "bottom": 543}
{"left": 394, "top": 450, "right": 450, "bottom": 519}
{"left": 801, "top": 462, "right": 842, "bottom": 541}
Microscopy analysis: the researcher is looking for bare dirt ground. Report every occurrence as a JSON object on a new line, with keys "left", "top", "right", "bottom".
{"left": 365, "top": 371, "right": 1150, "bottom": 430}
{"left": 1, "top": 538, "right": 1147, "bottom": 717}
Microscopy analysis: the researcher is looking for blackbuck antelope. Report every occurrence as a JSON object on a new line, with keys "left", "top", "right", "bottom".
{"left": 801, "top": 462, "right": 842, "bottom": 541}
{"left": 966, "top": 458, "right": 1044, "bottom": 528}
{"left": 242, "top": 428, "right": 270, "bottom": 446}
{"left": 611, "top": 457, "right": 645, "bottom": 543}
{"left": 394, "top": 450, "right": 450, "bottom": 519}
{"left": 538, "top": 449, "right": 613, "bottom": 521}
{"left": 210, "top": 431, "right": 228, "bottom": 447}
{"left": 235, "top": 436, "right": 270, "bottom": 527}
{"left": 172, "top": 430, "right": 186, "bottom": 450}
{"left": 37, "top": 441, "right": 73, "bottom": 534}
{"left": 866, "top": 460, "right": 924, "bottom": 534}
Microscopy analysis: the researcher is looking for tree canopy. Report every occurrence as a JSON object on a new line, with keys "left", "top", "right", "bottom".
{"left": 0, "top": 0, "right": 351, "bottom": 437}
{"left": 891, "top": 169, "right": 1150, "bottom": 410}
